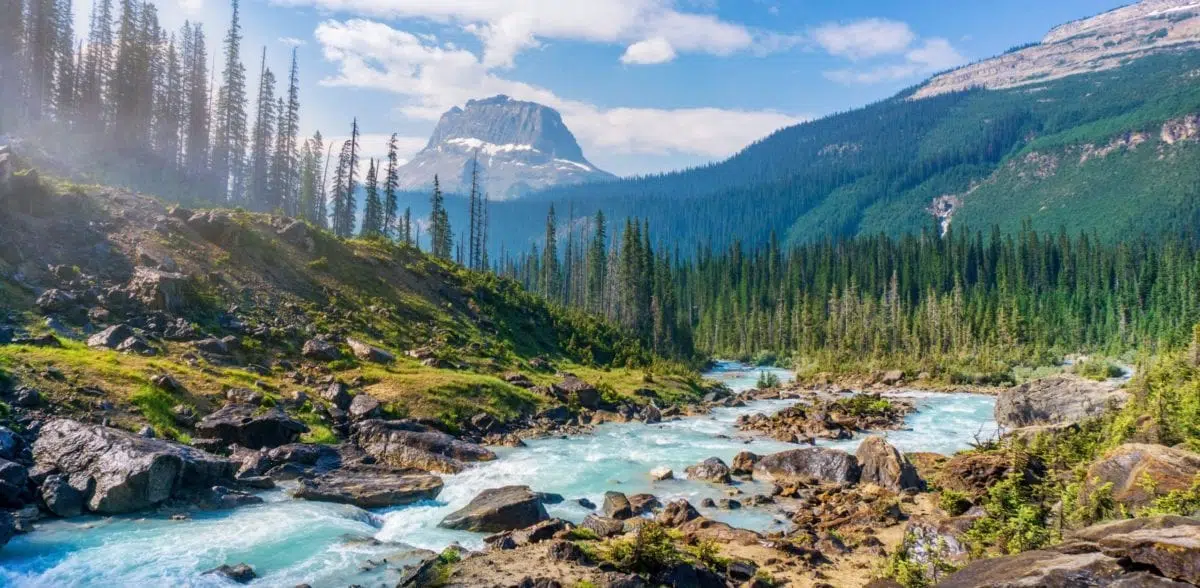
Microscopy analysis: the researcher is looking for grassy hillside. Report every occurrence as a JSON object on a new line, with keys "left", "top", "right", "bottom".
{"left": 0, "top": 172, "right": 708, "bottom": 440}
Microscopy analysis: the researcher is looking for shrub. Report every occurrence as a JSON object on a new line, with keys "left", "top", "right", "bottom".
{"left": 756, "top": 370, "right": 781, "bottom": 389}
{"left": 939, "top": 489, "right": 973, "bottom": 516}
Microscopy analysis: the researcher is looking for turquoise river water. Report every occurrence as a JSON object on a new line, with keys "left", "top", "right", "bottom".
{"left": 0, "top": 361, "right": 997, "bottom": 587}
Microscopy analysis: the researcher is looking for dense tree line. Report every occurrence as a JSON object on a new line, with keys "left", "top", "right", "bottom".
{"left": 498, "top": 207, "right": 1200, "bottom": 370}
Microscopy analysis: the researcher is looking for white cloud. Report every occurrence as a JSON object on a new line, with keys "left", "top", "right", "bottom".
{"left": 279, "top": 36, "right": 307, "bottom": 46}
{"left": 314, "top": 19, "right": 800, "bottom": 159}
{"left": 273, "top": 0, "right": 789, "bottom": 67}
{"left": 813, "top": 18, "right": 915, "bottom": 60}
{"left": 823, "top": 38, "right": 966, "bottom": 84}
{"left": 905, "top": 38, "right": 965, "bottom": 71}
{"left": 813, "top": 16, "right": 967, "bottom": 85}
{"left": 620, "top": 38, "right": 676, "bottom": 65}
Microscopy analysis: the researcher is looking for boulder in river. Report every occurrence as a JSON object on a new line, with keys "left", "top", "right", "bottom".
{"left": 753, "top": 447, "right": 861, "bottom": 485}
{"left": 195, "top": 404, "right": 308, "bottom": 449}
{"left": 602, "top": 491, "right": 633, "bottom": 519}
{"left": 730, "top": 451, "right": 758, "bottom": 476}
{"left": 40, "top": 474, "right": 87, "bottom": 517}
{"left": 656, "top": 499, "right": 701, "bottom": 527}
{"left": 439, "top": 485, "right": 549, "bottom": 533}
{"left": 203, "top": 563, "right": 256, "bottom": 584}
{"left": 0, "top": 511, "right": 14, "bottom": 551}
{"left": 855, "top": 436, "right": 922, "bottom": 492}
{"left": 292, "top": 467, "right": 443, "bottom": 508}
{"left": 995, "top": 374, "right": 1127, "bottom": 429}
{"left": 649, "top": 466, "right": 673, "bottom": 481}
{"left": 353, "top": 419, "right": 496, "bottom": 474}
{"left": 685, "top": 457, "right": 733, "bottom": 484}
{"left": 0, "top": 458, "right": 30, "bottom": 507}
{"left": 33, "top": 419, "right": 235, "bottom": 514}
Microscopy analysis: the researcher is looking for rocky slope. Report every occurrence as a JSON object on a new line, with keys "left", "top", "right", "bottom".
{"left": 395, "top": 95, "right": 614, "bottom": 200}
{"left": 914, "top": 0, "right": 1200, "bottom": 99}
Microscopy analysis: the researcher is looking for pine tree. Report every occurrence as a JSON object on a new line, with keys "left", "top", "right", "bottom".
{"left": 271, "top": 48, "right": 300, "bottom": 215}
{"left": 383, "top": 134, "right": 399, "bottom": 239}
{"left": 25, "top": 0, "right": 61, "bottom": 120}
{"left": 182, "top": 22, "right": 210, "bottom": 177}
{"left": 53, "top": 0, "right": 76, "bottom": 124}
{"left": 331, "top": 118, "right": 359, "bottom": 237}
{"left": 429, "top": 175, "right": 452, "bottom": 259}
{"left": 361, "top": 158, "right": 382, "bottom": 237}
{"left": 247, "top": 47, "right": 275, "bottom": 210}
{"left": 587, "top": 210, "right": 608, "bottom": 312}
{"left": 298, "top": 131, "right": 323, "bottom": 225}
{"left": 542, "top": 204, "right": 559, "bottom": 299}
{"left": 403, "top": 207, "right": 413, "bottom": 246}
{"left": 467, "top": 151, "right": 481, "bottom": 270}
{"left": 0, "top": 0, "right": 27, "bottom": 129}
{"left": 330, "top": 139, "right": 351, "bottom": 235}
{"left": 154, "top": 33, "right": 182, "bottom": 165}
{"left": 77, "top": 0, "right": 114, "bottom": 132}
{"left": 212, "top": 0, "right": 247, "bottom": 202}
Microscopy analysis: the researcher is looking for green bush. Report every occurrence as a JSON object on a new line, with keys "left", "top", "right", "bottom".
{"left": 756, "top": 370, "right": 781, "bottom": 389}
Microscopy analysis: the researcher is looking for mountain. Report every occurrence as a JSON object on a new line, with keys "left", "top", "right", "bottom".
{"left": 915, "top": 0, "right": 1200, "bottom": 98}
{"left": 475, "top": 0, "right": 1200, "bottom": 256}
{"left": 395, "top": 95, "right": 615, "bottom": 200}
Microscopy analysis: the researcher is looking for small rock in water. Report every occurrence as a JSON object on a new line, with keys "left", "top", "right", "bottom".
{"left": 203, "top": 563, "right": 256, "bottom": 584}
{"left": 649, "top": 466, "right": 673, "bottom": 481}
{"left": 576, "top": 497, "right": 596, "bottom": 510}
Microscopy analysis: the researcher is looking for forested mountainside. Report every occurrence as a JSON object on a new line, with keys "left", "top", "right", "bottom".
{"left": 474, "top": 48, "right": 1200, "bottom": 256}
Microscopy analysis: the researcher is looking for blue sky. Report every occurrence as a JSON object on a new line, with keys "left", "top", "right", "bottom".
{"left": 109, "top": 0, "right": 1129, "bottom": 176}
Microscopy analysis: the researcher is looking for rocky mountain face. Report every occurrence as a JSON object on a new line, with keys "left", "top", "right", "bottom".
{"left": 395, "top": 96, "right": 614, "bottom": 200}
{"left": 914, "top": 0, "right": 1200, "bottom": 99}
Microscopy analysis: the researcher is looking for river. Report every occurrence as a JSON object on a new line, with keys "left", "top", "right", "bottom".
{"left": 0, "top": 362, "right": 997, "bottom": 587}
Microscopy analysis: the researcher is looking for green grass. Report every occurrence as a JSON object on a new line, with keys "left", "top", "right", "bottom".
{"left": 130, "top": 384, "right": 190, "bottom": 442}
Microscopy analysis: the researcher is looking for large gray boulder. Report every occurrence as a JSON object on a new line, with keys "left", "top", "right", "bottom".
{"left": 753, "top": 447, "right": 861, "bottom": 485}
{"left": 0, "top": 458, "right": 30, "bottom": 507}
{"left": 439, "top": 485, "right": 549, "bottom": 533}
{"left": 942, "top": 516, "right": 1200, "bottom": 587}
{"left": 87, "top": 324, "right": 133, "bottom": 349}
{"left": 995, "top": 375, "right": 1127, "bottom": 429}
{"left": 1081, "top": 443, "right": 1200, "bottom": 513}
{"left": 126, "top": 267, "right": 190, "bottom": 312}
{"left": 195, "top": 404, "right": 308, "bottom": 450}
{"left": 552, "top": 376, "right": 601, "bottom": 409}
{"left": 685, "top": 457, "right": 733, "bottom": 484}
{"left": 353, "top": 420, "right": 496, "bottom": 474}
{"left": 292, "top": 467, "right": 443, "bottom": 509}
{"left": 855, "top": 436, "right": 922, "bottom": 492}
{"left": 33, "top": 419, "right": 235, "bottom": 514}
{"left": 0, "top": 426, "right": 23, "bottom": 461}
{"left": 346, "top": 338, "right": 395, "bottom": 364}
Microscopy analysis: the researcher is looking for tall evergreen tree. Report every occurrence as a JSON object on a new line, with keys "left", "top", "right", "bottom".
{"left": 382, "top": 134, "right": 399, "bottom": 239}
{"left": 25, "top": 0, "right": 61, "bottom": 119}
{"left": 542, "top": 204, "right": 559, "bottom": 298}
{"left": 271, "top": 48, "right": 300, "bottom": 215}
{"left": 0, "top": 0, "right": 27, "bottom": 129}
{"left": 330, "top": 118, "right": 359, "bottom": 237}
{"left": 53, "top": 0, "right": 76, "bottom": 124}
{"left": 247, "top": 47, "right": 275, "bottom": 210}
{"left": 212, "top": 0, "right": 247, "bottom": 202}
{"left": 181, "top": 22, "right": 210, "bottom": 177}
{"left": 429, "top": 175, "right": 452, "bottom": 259}
{"left": 298, "top": 131, "right": 323, "bottom": 225}
{"left": 587, "top": 210, "right": 608, "bottom": 313}
{"left": 361, "top": 158, "right": 382, "bottom": 237}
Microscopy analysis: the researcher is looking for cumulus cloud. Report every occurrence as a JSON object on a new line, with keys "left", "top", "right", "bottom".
{"left": 814, "top": 18, "right": 967, "bottom": 85}
{"left": 279, "top": 36, "right": 307, "bottom": 46}
{"left": 620, "top": 38, "right": 676, "bottom": 65}
{"left": 273, "top": 0, "right": 791, "bottom": 66}
{"left": 813, "top": 18, "right": 915, "bottom": 60}
{"left": 314, "top": 19, "right": 800, "bottom": 159}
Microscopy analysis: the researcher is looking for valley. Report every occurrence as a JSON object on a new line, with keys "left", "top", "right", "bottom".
{"left": 2, "top": 0, "right": 1200, "bottom": 586}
